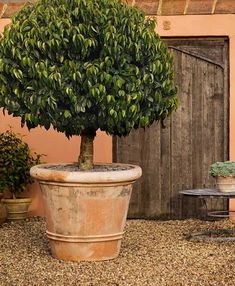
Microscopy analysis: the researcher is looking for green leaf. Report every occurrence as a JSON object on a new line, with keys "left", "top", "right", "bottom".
{"left": 64, "top": 110, "right": 71, "bottom": 118}
{"left": 107, "top": 95, "right": 112, "bottom": 103}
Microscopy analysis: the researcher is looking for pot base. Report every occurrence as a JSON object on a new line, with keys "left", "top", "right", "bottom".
{"left": 50, "top": 240, "right": 121, "bottom": 262}
{"left": 47, "top": 229, "right": 124, "bottom": 261}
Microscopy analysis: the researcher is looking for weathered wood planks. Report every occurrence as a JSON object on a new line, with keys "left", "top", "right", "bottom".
{"left": 113, "top": 38, "right": 229, "bottom": 219}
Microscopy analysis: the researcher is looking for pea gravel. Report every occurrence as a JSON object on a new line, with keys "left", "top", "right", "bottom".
{"left": 0, "top": 218, "right": 235, "bottom": 286}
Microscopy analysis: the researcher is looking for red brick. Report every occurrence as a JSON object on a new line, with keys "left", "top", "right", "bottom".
{"left": 187, "top": 0, "right": 215, "bottom": 15}
{"left": 215, "top": 0, "right": 235, "bottom": 14}
{"left": 161, "top": 0, "right": 187, "bottom": 15}
{"left": 135, "top": 0, "right": 159, "bottom": 15}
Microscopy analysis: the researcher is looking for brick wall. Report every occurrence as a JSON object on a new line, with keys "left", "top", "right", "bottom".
{"left": 0, "top": 0, "right": 235, "bottom": 18}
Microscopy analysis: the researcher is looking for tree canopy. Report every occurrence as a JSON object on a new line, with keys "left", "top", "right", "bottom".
{"left": 0, "top": 0, "right": 178, "bottom": 138}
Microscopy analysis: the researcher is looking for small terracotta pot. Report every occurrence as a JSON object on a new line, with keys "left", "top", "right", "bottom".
{"left": 30, "top": 163, "right": 142, "bottom": 261}
{"left": 216, "top": 176, "right": 235, "bottom": 192}
{"left": 1, "top": 198, "right": 32, "bottom": 220}
{"left": 0, "top": 193, "right": 7, "bottom": 225}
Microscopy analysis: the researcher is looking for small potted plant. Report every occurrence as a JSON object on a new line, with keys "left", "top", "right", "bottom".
{"left": 0, "top": 130, "right": 40, "bottom": 220}
{"left": 209, "top": 161, "right": 235, "bottom": 193}
{"left": 0, "top": 0, "right": 178, "bottom": 260}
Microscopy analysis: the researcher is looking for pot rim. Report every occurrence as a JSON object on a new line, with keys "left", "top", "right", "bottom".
{"left": 30, "top": 163, "right": 142, "bottom": 184}
{"left": 1, "top": 198, "right": 32, "bottom": 204}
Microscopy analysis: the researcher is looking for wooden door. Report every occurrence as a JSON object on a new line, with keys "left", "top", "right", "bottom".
{"left": 113, "top": 38, "right": 229, "bottom": 219}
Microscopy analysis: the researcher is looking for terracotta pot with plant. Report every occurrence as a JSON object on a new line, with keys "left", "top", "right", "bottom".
{"left": 0, "top": 0, "right": 178, "bottom": 261}
{"left": 210, "top": 161, "right": 235, "bottom": 193}
{"left": 0, "top": 130, "right": 40, "bottom": 220}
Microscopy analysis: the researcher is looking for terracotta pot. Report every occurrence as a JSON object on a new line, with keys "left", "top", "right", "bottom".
{"left": 216, "top": 176, "right": 235, "bottom": 192}
{"left": 1, "top": 198, "right": 32, "bottom": 220}
{"left": 30, "top": 163, "right": 142, "bottom": 261}
{"left": 0, "top": 193, "right": 7, "bottom": 225}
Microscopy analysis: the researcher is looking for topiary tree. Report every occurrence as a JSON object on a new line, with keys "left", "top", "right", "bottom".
{"left": 0, "top": 0, "right": 178, "bottom": 170}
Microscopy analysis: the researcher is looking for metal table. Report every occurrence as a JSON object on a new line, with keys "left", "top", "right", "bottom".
{"left": 179, "top": 189, "right": 235, "bottom": 241}
{"left": 180, "top": 188, "right": 235, "bottom": 218}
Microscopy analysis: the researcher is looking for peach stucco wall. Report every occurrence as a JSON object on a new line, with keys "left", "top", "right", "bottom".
{"left": 1, "top": 14, "right": 235, "bottom": 216}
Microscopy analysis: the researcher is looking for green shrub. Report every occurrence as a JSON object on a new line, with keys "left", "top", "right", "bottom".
{"left": 0, "top": 130, "right": 40, "bottom": 198}
{"left": 209, "top": 161, "right": 235, "bottom": 177}
{"left": 0, "top": 0, "right": 178, "bottom": 170}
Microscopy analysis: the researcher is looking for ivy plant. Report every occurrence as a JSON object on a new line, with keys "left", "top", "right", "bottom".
{"left": 0, "top": 0, "right": 178, "bottom": 170}
{"left": 209, "top": 161, "right": 235, "bottom": 178}
{"left": 0, "top": 130, "right": 41, "bottom": 198}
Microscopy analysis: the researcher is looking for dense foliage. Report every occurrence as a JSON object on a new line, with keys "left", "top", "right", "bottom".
{"left": 0, "top": 130, "right": 40, "bottom": 196}
{"left": 209, "top": 161, "right": 235, "bottom": 178}
{"left": 0, "top": 0, "right": 177, "bottom": 138}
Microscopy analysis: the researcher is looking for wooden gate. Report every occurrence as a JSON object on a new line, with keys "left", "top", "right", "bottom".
{"left": 113, "top": 38, "right": 229, "bottom": 219}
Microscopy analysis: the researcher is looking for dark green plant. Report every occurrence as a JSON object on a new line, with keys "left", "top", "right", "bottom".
{"left": 0, "top": 0, "right": 178, "bottom": 170}
{"left": 0, "top": 130, "right": 40, "bottom": 198}
{"left": 209, "top": 161, "right": 235, "bottom": 178}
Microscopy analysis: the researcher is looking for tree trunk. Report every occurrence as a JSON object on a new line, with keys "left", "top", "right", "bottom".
{"left": 78, "top": 133, "right": 95, "bottom": 171}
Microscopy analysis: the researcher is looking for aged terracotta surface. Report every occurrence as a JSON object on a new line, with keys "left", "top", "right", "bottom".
{"left": 0, "top": 193, "right": 7, "bottom": 224}
{"left": 1, "top": 198, "right": 32, "bottom": 220}
{"left": 30, "top": 163, "right": 142, "bottom": 261}
{"left": 216, "top": 177, "right": 235, "bottom": 193}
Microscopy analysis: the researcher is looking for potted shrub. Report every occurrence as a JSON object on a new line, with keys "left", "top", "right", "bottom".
{"left": 0, "top": 0, "right": 178, "bottom": 260}
{"left": 0, "top": 130, "right": 40, "bottom": 220}
{"left": 209, "top": 161, "right": 235, "bottom": 193}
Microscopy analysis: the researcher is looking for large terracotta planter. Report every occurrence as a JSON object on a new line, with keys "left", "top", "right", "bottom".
{"left": 30, "top": 163, "right": 142, "bottom": 261}
{"left": 216, "top": 176, "right": 235, "bottom": 193}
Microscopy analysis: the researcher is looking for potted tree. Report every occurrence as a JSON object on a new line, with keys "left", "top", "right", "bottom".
{"left": 0, "top": 130, "right": 40, "bottom": 220}
{"left": 0, "top": 0, "right": 178, "bottom": 260}
{"left": 209, "top": 161, "right": 235, "bottom": 193}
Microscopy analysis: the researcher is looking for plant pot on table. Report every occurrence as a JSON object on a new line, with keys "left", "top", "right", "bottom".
{"left": 209, "top": 161, "right": 235, "bottom": 192}
{"left": 216, "top": 176, "right": 235, "bottom": 193}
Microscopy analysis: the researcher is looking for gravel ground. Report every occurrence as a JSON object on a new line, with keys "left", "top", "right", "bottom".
{"left": 0, "top": 218, "right": 235, "bottom": 286}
